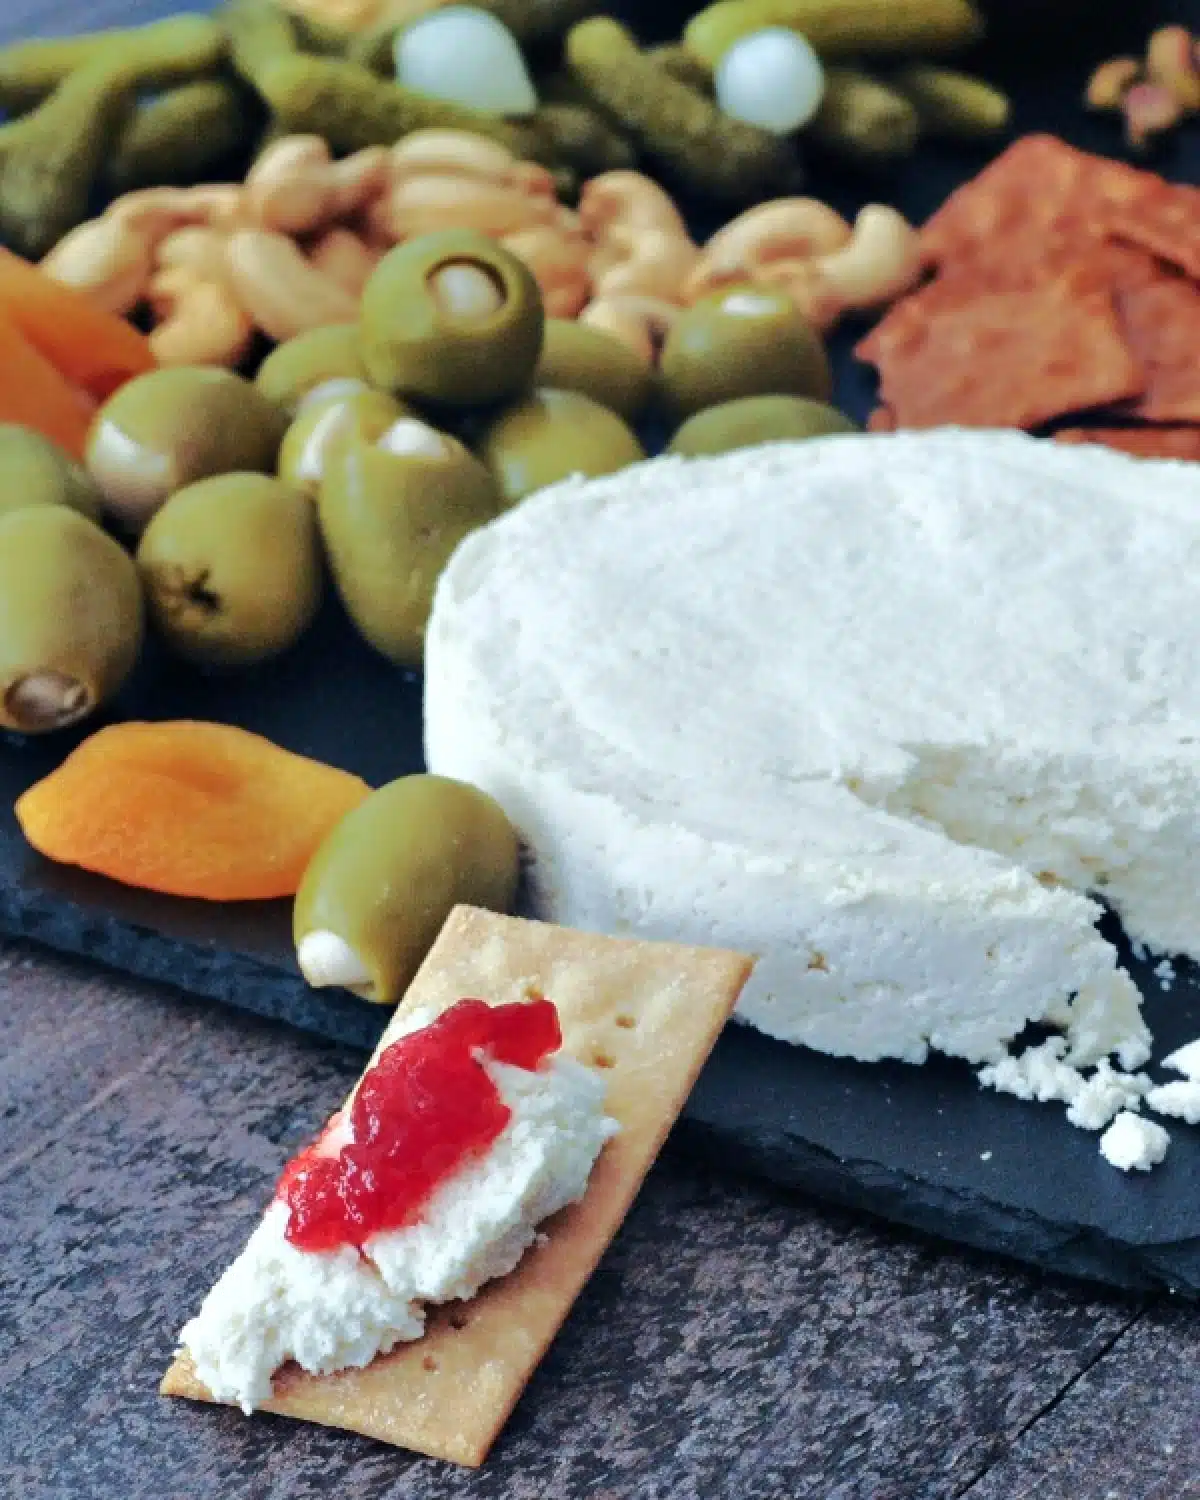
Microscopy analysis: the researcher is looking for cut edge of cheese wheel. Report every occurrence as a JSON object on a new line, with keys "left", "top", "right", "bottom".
{"left": 161, "top": 906, "right": 753, "bottom": 1467}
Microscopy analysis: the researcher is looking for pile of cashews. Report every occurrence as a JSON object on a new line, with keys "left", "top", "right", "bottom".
{"left": 40, "top": 128, "right": 926, "bottom": 370}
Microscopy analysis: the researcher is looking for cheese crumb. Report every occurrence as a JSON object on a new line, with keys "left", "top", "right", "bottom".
{"left": 1065, "top": 1061, "right": 1150, "bottom": 1132}
{"left": 1098, "top": 1111, "right": 1170, "bottom": 1172}
{"left": 979, "top": 1045, "right": 1151, "bottom": 1136}
{"left": 1162, "top": 1037, "right": 1200, "bottom": 1081}
{"left": 1154, "top": 959, "right": 1176, "bottom": 991}
{"left": 1145, "top": 1080, "right": 1200, "bottom": 1125}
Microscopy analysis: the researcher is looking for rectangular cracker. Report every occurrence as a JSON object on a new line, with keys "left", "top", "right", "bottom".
{"left": 161, "top": 906, "right": 752, "bottom": 1467}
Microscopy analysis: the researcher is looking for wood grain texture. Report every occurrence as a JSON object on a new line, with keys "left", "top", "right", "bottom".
{"left": 3, "top": 941, "right": 1198, "bottom": 1499}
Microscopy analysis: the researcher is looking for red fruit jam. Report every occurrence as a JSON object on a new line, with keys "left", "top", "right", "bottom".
{"left": 278, "top": 998, "right": 562, "bottom": 1252}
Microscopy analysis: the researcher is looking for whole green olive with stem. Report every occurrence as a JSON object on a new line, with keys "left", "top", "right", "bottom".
{"left": 294, "top": 773, "right": 521, "bottom": 1003}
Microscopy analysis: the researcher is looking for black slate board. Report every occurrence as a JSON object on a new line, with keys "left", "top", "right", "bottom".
{"left": 3, "top": 0, "right": 1200, "bottom": 1298}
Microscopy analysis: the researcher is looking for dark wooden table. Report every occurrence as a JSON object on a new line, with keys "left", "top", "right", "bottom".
{"left": 2, "top": 941, "right": 1197, "bottom": 1500}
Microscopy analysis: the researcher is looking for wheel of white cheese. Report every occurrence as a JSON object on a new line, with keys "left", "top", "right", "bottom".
{"left": 424, "top": 428, "right": 1200, "bottom": 1070}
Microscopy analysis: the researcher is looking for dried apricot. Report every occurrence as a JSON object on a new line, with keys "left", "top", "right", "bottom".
{"left": 0, "top": 246, "right": 155, "bottom": 403}
{"left": 16, "top": 721, "right": 371, "bottom": 901}
{"left": 0, "top": 312, "right": 95, "bottom": 460}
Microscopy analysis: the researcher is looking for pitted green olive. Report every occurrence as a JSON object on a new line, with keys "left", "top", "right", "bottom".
{"left": 359, "top": 230, "right": 545, "bottom": 408}
{"left": 659, "top": 287, "right": 833, "bottom": 419}
{"left": 87, "top": 367, "right": 287, "bottom": 532}
{"left": 478, "top": 387, "right": 646, "bottom": 508}
{"left": 136, "top": 473, "right": 322, "bottom": 668}
{"left": 254, "top": 324, "right": 369, "bottom": 417}
{"left": 318, "top": 417, "right": 502, "bottom": 667}
{"left": 533, "top": 319, "right": 655, "bottom": 423}
{"left": 668, "top": 395, "right": 858, "bottom": 457}
{"left": 0, "top": 507, "right": 143, "bottom": 734}
{"left": 278, "top": 386, "right": 411, "bottom": 497}
{"left": 0, "top": 425, "right": 103, "bottom": 523}
{"left": 294, "top": 773, "right": 521, "bottom": 1004}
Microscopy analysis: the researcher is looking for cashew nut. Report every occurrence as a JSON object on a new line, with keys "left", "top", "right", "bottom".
{"left": 578, "top": 171, "right": 691, "bottom": 240}
{"left": 247, "top": 137, "right": 391, "bottom": 235}
{"left": 308, "top": 226, "right": 382, "bottom": 297}
{"left": 147, "top": 266, "right": 255, "bottom": 368}
{"left": 502, "top": 227, "right": 592, "bottom": 319}
{"left": 579, "top": 295, "right": 681, "bottom": 365}
{"left": 156, "top": 226, "right": 232, "bottom": 282}
{"left": 757, "top": 205, "right": 924, "bottom": 332}
{"left": 225, "top": 229, "right": 361, "bottom": 344}
{"left": 389, "top": 131, "right": 557, "bottom": 198}
{"left": 591, "top": 225, "right": 698, "bottom": 304}
{"left": 685, "top": 198, "right": 853, "bottom": 301}
{"left": 39, "top": 217, "right": 156, "bottom": 316}
{"left": 364, "top": 175, "right": 558, "bottom": 243}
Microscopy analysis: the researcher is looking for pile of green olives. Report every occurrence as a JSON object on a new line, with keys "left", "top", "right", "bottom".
{"left": 0, "top": 231, "right": 862, "bottom": 737}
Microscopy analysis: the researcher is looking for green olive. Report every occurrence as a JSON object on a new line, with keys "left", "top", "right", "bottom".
{"left": 318, "top": 417, "right": 502, "bottom": 668}
{"left": 254, "top": 324, "right": 369, "bottom": 417}
{"left": 534, "top": 319, "right": 655, "bottom": 423}
{"left": 294, "top": 773, "right": 520, "bottom": 1004}
{"left": 0, "top": 507, "right": 143, "bottom": 735}
{"left": 359, "top": 230, "right": 545, "bottom": 409}
{"left": 659, "top": 288, "right": 833, "bottom": 420}
{"left": 0, "top": 425, "right": 103, "bottom": 524}
{"left": 478, "top": 387, "right": 646, "bottom": 508}
{"left": 668, "top": 396, "right": 859, "bottom": 457}
{"left": 136, "top": 474, "right": 322, "bottom": 668}
{"left": 278, "top": 386, "right": 411, "bottom": 498}
{"left": 86, "top": 367, "right": 288, "bottom": 533}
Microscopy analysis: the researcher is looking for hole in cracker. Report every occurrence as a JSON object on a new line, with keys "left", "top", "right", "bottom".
{"left": 422, "top": 1354, "right": 438, "bottom": 1372}
{"left": 592, "top": 1049, "right": 615, "bottom": 1069}
{"left": 615, "top": 1014, "right": 636, "bottom": 1029}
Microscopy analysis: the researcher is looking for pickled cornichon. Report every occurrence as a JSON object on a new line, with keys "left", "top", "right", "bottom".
{"left": 0, "top": 425, "right": 103, "bottom": 523}
{"left": 0, "top": 13, "right": 226, "bottom": 115}
{"left": 659, "top": 288, "right": 833, "bottom": 419}
{"left": 294, "top": 773, "right": 521, "bottom": 1004}
{"left": 254, "top": 324, "right": 369, "bottom": 416}
{"left": 137, "top": 473, "right": 322, "bottom": 668}
{"left": 318, "top": 417, "right": 502, "bottom": 667}
{"left": 566, "top": 17, "right": 794, "bottom": 203}
{"left": 278, "top": 385, "right": 410, "bottom": 497}
{"left": 478, "top": 387, "right": 646, "bottom": 507}
{"left": 359, "top": 231, "right": 545, "bottom": 409}
{"left": 87, "top": 367, "right": 288, "bottom": 531}
{"left": 0, "top": 507, "right": 143, "bottom": 735}
{"left": 109, "top": 80, "right": 256, "bottom": 193}
{"left": 534, "top": 320, "right": 655, "bottom": 423}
